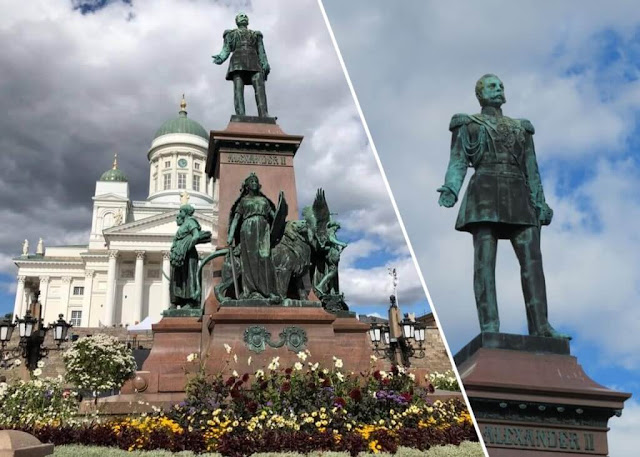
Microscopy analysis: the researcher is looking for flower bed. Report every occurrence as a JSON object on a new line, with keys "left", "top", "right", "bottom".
{"left": 2, "top": 351, "right": 477, "bottom": 455}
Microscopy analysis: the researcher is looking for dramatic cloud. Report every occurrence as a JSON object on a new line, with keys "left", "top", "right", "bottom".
{"left": 324, "top": 0, "right": 640, "bottom": 450}
{"left": 0, "top": 0, "right": 421, "bottom": 312}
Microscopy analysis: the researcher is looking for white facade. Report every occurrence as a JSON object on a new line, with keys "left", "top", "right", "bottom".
{"left": 13, "top": 102, "right": 218, "bottom": 328}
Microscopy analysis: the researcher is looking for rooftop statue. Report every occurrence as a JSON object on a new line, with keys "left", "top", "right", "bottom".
{"left": 212, "top": 12, "right": 270, "bottom": 117}
{"left": 437, "top": 74, "right": 569, "bottom": 339}
{"left": 168, "top": 204, "right": 212, "bottom": 309}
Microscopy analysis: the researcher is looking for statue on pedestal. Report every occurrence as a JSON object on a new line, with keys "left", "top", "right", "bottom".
{"left": 212, "top": 12, "right": 270, "bottom": 117}
{"left": 212, "top": 175, "right": 349, "bottom": 312}
{"left": 169, "top": 204, "right": 212, "bottom": 309}
{"left": 437, "top": 74, "right": 568, "bottom": 339}
{"left": 304, "top": 190, "right": 349, "bottom": 312}
{"left": 225, "top": 173, "right": 283, "bottom": 302}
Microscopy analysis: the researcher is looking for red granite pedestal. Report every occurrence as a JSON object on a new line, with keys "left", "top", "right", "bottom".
{"left": 204, "top": 116, "right": 304, "bottom": 314}
{"left": 455, "top": 333, "right": 631, "bottom": 456}
{"left": 206, "top": 304, "right": 372, "bottom": 373}
{"left": 121, "top": 317, "right": 204, "bottom": 395}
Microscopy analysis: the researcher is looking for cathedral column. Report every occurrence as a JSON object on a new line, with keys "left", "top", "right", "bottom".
{"left": 133, "top": 251, "right": 145, "bottom": 324}
{"left": 103, "top": 250, "right": 119, "bottom": 326}
{"left": 39, "top": 276, "right": 50, "bottom": 322}
{"left": 162, "top": 251, "right": 171, "bottom": 307}
{"left": 81, "top": 270, "right": 95, "bottom": 327}
{"left": 60, "top": 276, "right": 72, "bottom": 318}
{"left": 13, "top": 275, "right": 25, "bottom": 319}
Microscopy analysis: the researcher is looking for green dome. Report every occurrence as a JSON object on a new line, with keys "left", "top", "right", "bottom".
{"left": 100, "top": 154, "right": 128, "bottom": 182}
{"left": 153, "top": 98, "right": 208, "bottom": 141}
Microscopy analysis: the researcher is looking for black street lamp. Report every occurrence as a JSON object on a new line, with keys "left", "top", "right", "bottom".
{"left": 368, "top": 295, "right": 427, "bottom": 367}
{"left": 16, "top": 310, "right": 49, "bottom": 371}
{"left": 51, "top": 314, "right": 72, "bottom": 347}
{"left": 0, "top": 314, "right": 17, "bottom": 368}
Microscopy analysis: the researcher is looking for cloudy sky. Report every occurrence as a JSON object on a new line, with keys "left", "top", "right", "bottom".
{"left": 0, "top": 1, "right": 429, "bottom": 323}
{"left": 322, "top": 0, "right": 640, "bottom": 454}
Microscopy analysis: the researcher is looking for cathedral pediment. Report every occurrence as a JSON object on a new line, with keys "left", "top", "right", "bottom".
{"left": 103, "top": 210, "right": 216, "bottom": 238}
{"left": 92, "top": 193, "right": 130, "bottom": 202}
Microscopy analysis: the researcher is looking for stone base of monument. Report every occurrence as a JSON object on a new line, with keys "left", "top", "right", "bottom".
{"left": 205, "top": 305, "right": 372, "bottom": 373}
{"left": 455, "top": 333, "right": 630, "bottom": 456}
{"left": 0, "top": 430, "right": 54, "bottom": 456}
{"left": 121, "top": 316, "right": 203, "bottom": 395}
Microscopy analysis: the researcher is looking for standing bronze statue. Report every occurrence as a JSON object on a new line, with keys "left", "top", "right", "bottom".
{"left": 169, "top": 204, "right": 212, "bottom": 309}
{"left": 212, "top": 12, "right": 270, "bottom": 117}
{"left": 438, "top": 74, "right": 569, "bottom": 339}
{"left": 227, "top": 173, "right": 282, "bottom": 302}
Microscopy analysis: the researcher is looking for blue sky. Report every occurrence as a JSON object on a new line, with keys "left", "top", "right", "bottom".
{"left": 322, "top": 1, "right": 640, "bottom": 454}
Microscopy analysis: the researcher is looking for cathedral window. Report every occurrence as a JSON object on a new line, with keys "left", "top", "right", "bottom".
{"left": 193, "top": 174, "right": 200, "bottom": 192}
{"left": 178, "top": 173, "right": 187, "bottom": 189}
{"left": 163, "top": 174, "right": 171, "bottom": 190}
{"left": 73, "top": 286, "right": 84, "bottom": 296}
{"left": 70, "top": 310, "right": 82, "bottom": 326}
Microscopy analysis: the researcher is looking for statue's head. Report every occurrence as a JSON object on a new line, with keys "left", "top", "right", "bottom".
{"left": 475, "top": 74, "right": 505, "bottom": 108}
{"left": 177, "top": 204, "right": 195, "bottom": 225}
{"left": 235, "top": 12, "right": 249, "bottom": 27}
{"left": 241, "top": 172, "right": 261, "bottom": 194}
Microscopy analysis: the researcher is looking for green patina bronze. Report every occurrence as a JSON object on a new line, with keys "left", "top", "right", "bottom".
{"left": 166, "top": 204, "right": 212, "bottom": 312}
{"left": 212, "top": 12, "right": 270, "bottom": 117}
{"left": 210, "top": 173, "right": 350, "bottom": 313}
{"left": 437, "top": 74, "right": 569, "bottom": 339}
{"left": 243, "top": 325, "right": 308, "bottom": 354}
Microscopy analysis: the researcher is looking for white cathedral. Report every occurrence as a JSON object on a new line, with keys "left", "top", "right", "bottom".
{"left": 12, "top": 98, "right": 218, "bottom": 328}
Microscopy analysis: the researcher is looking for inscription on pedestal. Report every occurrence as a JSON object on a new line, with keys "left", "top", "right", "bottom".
{"left": 482, "top": 424, "right": 598, "bottom": 454}
{"left": 221, "top": 152, "right": 291, "bottom": 167}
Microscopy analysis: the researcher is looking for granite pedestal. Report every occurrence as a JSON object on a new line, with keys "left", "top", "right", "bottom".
{"left": 455, "top": 333, "right": 631, "bottom": 456}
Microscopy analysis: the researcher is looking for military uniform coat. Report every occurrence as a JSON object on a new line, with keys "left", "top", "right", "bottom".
{"left": 441, "top": 112, "right": 548, "bottom": 237}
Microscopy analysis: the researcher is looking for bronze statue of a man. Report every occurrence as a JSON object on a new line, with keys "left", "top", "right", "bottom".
{"left": 437, "top": 74, "right": 568, "bottom": 339}
{"left": 212, "top": 12, "right": 270, "bottom": 117}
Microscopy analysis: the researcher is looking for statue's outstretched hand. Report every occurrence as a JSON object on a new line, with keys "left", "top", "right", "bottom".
{"left": 437, "top": 187, "right": 456, "bottom": 208}
{"left": 212, "top": 55, "right": 223, "bottom": 65}
{"left": 539, "top": 203, "right": 553, "bottom": 226}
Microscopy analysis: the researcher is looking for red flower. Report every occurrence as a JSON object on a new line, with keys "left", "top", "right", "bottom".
{"left": 428, "top": 383, "right": 435, "bottom": 394}
{"left": 334, "top": 397, "right": 346, "bottom": 408}
{"left": 234, "top": 380, "right": 243, "bottom": 389}
{"left": 285, "top": 368, "right": 293, "bottom": 375}
{"left": 382, "top": 378, "right": 390, "bottom": 386}
{"left": 260, "top": 381, "right": 269, "bottom": 390}
{"left": 230, "top": 388, "right": 241, "bottom": 398}
{"left": 391, "top": 365, "right": 399, "bottom": 375}
{"left": 400, "top": 392, "right": 412, "bottom": 402}
{"left": 318, "top": 371, "right": 326, "bottom": 380}
{"left": 349, "top": 388, "right": 362, "bottom": 402}
{"left": 373, "top": 370, "right": 382, "bottom": 380}
{"left": 247, "top": 401, "right": 258, "bottom": 414}
{"left": 242, "top": 373, "right": 250, "bottom": 383}
{"left": 281, "top": 381, "right": 291, "bottom": 392}
{"left": 322, "top": 378, "right": 332, "bottom": 388}
{"left": 225, "top": 376, "right": 236, "bottom": 387}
